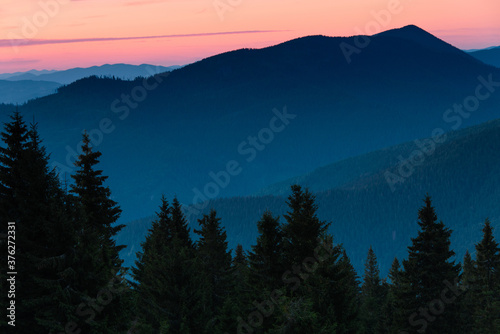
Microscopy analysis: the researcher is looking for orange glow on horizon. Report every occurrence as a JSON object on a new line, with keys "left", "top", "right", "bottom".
{"left": 1, "top": 0, "right": 499, "bottom": 73}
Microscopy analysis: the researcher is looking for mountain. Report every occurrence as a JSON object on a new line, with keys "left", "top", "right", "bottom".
{"left": 3, "top": 63, "right": 182, "bottom": 84}
{"left": 1, "top": 24, "right": 500, "bottom": 226}
{"left": 0, "top": 80, "right": 62, "bottom": 104}
{"left": 468, "top": 46, "right": 500, "bottom": 68}
{"left": 117, "top": 117, "right": 500, "bottom": 274}
{"left": 0, "top": 69, "right": 57, "bottom": 80}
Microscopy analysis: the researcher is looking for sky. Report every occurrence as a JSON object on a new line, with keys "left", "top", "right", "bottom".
{"left": 0, "top": 0, "right": 499, "bottom": 73}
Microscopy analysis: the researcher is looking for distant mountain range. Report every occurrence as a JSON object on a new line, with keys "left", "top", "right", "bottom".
{"left": 118, "top": 117, "right": 500, "bottom": 274}
{"left": 0, "top": 64, "right": 181, "bottom": 104}
{"left": 468, "top": 46, "right": 500, "bottom": 68}
{"left": 1, "top": 25, "right": 500, "bottom": 274}
{"left": 0, "top": 80, "right": 62, "bottom": 105}
{"left": 0, "top": 69, "right": 57, "bottom": 80}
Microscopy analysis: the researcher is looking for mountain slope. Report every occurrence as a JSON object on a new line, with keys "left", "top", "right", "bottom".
{"left": 3, "top": 63, "right": 181, "bottom": 84}
{"left": 469, "top": 46, "right": 500, "bottom": 68}
{"left": 2, "top": 25, "right": 500, "bottom": 224}
{"left": 117, "top": 117, "right": 500, "bottom": 275}
{"left": 0, "top": 80, "right": 62, "bottom": 104}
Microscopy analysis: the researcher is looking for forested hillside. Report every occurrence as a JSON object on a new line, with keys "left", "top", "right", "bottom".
{"left": 1, "top": 112, "right": 499, "bottom": 333}
{"left": 1, "top": 25, "right": 499, "bottom": 223}
{"left": 118, "top": 118, "right": 500, "bottom": 275}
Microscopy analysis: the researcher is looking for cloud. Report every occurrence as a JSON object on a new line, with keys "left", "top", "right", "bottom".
{"left": 0, "top": 58, "right": 40, "bottom": 65}
{"left": 0, "top": 30, "right": 288, "bottom": 48}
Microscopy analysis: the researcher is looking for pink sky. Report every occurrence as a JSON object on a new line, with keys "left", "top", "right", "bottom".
{"left": 1, "top": 0, "right": 499, "bottom": 73}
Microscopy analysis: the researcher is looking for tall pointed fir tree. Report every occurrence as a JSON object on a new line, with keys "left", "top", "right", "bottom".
{"left": 360, "top": 246, "right": 385, "bottom": 334}
{"left": 457, "top": 250, "right": 476, "bottom": 334}
{"left": 247, "top": 211, "right": 285, "bottom": 333}
{"left": 0, "top": 114, "right": 80, "bottom": 333}
{"left": 282, "top": 185, "right": 330, "bottom": 268}
{"left": 132, "top": 196, "right": 203, "bottom": 333}
{"left": 70, "top": 132, "right": 131, "bottom": 333}
{"left": 471, "top": 218, "right": 500, "bottom": 333}
{"left": 381, "top": 258, "right": 403, "bottom": 334}
{"left": 194, "top": 209, "right": 232, "bottom": 332}
{"left": 248, "top": 211, "right": 284, "bottom": 292}
{"left": 399, "top": 195, "right": 460, "bottom": 334}
{"left": 0, "top": 111, "right": 28, "bottom": 330}
{"left": 281, "top": 185, "right": 357, "bottom": 333}
{"left": 216, "top": 244, "right": 253, "bottom": 334}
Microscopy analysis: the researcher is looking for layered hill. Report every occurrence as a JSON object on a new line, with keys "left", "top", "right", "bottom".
{"left": 0, "top": 79, "right": 62, "bottom": 104}
{"left": 118, "top": 117, "right": 500, "bottom": 274}
{"left": 1, "top": 24, "right": 499, "bottom": 225}
{"left": 469, "top": 46, "right": 500, "bottom": 68}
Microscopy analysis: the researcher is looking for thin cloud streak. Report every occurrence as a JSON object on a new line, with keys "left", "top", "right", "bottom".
{"left": 0, "top": 30, "right": 289, "bottom": 48}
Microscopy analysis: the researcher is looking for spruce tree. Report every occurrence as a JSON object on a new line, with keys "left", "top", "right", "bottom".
{"left": 282, "top": 185, "right": 330, "bottom": 268}
{"left": 0, "top": 110, "right": 28, "bottom": 220}
{"left": 195, "top": 209, "right": 232, "bottom": 332}
{"left": 457, "top": 250, "right": 476, "bottom": 334}
{"left": 248, "top": 211, "right": 284, "bottom": 292}
{"left": 0, "top": 115, "right": 81, "bottom": 333}
{"left": 472, "top": 219, "right": 500, "bottom": 333}
{"left": 400, "top": 195, "right": 460, "bottom": 334}
{"left": 70, "top": 132, "right": 131, "bottom": 333}
{"left": 381, "top": 258, "right": 403, "bottom": 334}
{"left": 216, "top": 244, "right": 253, "bottom": 334}
{"left": 132, "top": 196, "right": 203, "bottom": 333}
{"left": 360, "top": 246, "right": 385, "bottom": 334}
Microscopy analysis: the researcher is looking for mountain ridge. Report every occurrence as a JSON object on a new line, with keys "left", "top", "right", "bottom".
{"left": 1, "top": 25, "right": 499, "bottom": 224}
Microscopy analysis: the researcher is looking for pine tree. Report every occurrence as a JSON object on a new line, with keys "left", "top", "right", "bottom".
{"left": 399, "top": 195, "right": 460, "bottom": 334}
{"left": 0, "top": 115, "right": 82, "bottom": 333}
{"left": 70, "top": 132, "right": 131, "bottom": 333}
{"left": 248, "top": 211, "right": 284, "bottom": 292}
{"left": 282, "top": 185, "right": 330, "bottom": 268}
{"left": 216, "top": 244, "right": 253, "bottom": 334}
{"left": 457, "top": 250, "right": 476, "bottom": 334}
{"left": 360, "top": 246, "right": 385, "bottom": 334}
{"left": 0, "top": 111, "right": 29, "bottom": 330}
{"left": 195, "top": 209, "right": 232, "bottom": 332}
{"left": 18, "top": 123, "right": 81, "bottom": 333}
{"left": 132, "top": 196, "right": 203, "bottom": 333}
{"left": 472, "top": 219, "right": 500, "bottom": 333}
{"left": 0, "top": 110, "right": 28, "bottom": 220}
{"left": 381, "top": 258, "right": 403, "bottom": 334}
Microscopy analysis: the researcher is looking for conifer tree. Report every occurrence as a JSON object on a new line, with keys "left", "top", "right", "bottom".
{"left": 216, "top": 244, "right": 253, "bottom": 334}
{"left": 248, "top": 211, "right": 284, "bottom": 292}
{"left": 0, "top": 115, "right": 82, "bottom": 333}
{"left": 472, "top": 219, "right": 500, "bottom": 333}
{"left": 132, "top": 196, "right": 202, "bottom": 333}
{"left": 70, "top": 132, "right": 131, "bottom": 333}
{"left": 195, "top": 209, "right": 232, "bottom": 332}
{"left": 400, "top": 195, "right": 460, "bottom": 334}
{"left": 457, "top": 250, "right": 476, "bottom": 334}
{"left": 0, "top": 111, "right": 28, "bottom": 330}
{"left": 282, "top": 185, "right": 330, "bottom": 269}
{"left": 360, "top": 246, "right": 385, "bottom": 334}
{"left": 0, "top": 110, "right": 28, "bottom": 220}
{"left": 381, "top": 258, "right": 403, "bottom": 334}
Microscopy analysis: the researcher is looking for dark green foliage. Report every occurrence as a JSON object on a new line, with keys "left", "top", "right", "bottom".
{"left": 194, "top": 209, "right": 233, "bottom": 332}
{"left": 69, "top": 132, "right": 132, "bottom": 333}
{"left": 3, "top": 111, "right": 500, "bottom": 334}
{"left": 457, "top": 250, "right": 476, "bottom": 334}
{"left": 282, "top": 185, "right": 330, "bottom": 269}
{"left": 360, "top": 246, "right": 385, "bottom": 334}
{"left": 248, "top": 211, "right": 284, "bottom": 292}
{"left": 131, "top": 196, "right": 203, "bottom": 333}
{"left": 398, "top": 195, "right": 461, "bottom": 334}
{"left": 470, "top": 219, "right": 500, "bottom": 333}
{"left": 380, "top": 258, "right": 402, "bottom": 334}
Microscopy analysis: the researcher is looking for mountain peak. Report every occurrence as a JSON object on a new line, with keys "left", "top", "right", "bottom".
{"left": 375, "top": 24, "right": 460, "bottom": 54}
